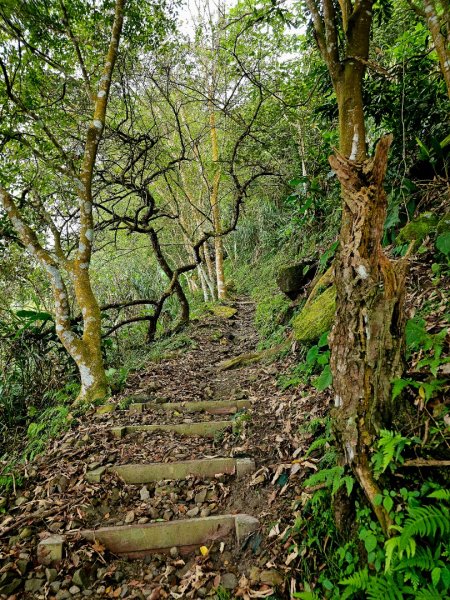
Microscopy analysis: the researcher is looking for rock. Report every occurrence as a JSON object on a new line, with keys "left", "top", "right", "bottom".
{"left": 69, "top": 585, "right": 81, "bottom": 594}
{"left": 56, "top": 590, "right": 72, "bottom": 600}
{"left": 0, "top": 579, "right": 22, "bottom": 595}
{"left": 46, "top": 568, "right": 58, "bottom": 583}
{"left": 37, "top": 535, "right": 64, "bottom": 565}
{"left": 186, "top": 506, "right": 199, "bottom": 517}
{"left": 169, "top": 547, "right": 179, "bottom": 559}
{"left": 50, "top": 581, "right": 62, "bottom": 593}
{"left": 194, "top": 489, "right": 207, "bottom": 504}
{"left": 211, "top": 305, "right": 237, "bottom": 319}
{"left": 14, "top": 496, "right": 27, "bottom": 507}
{"left": 248, "top": 566, "right": 261, "bottom": 582}
{"left": 200, "top": 508, "right": 211, "bottom": 517}
{"left": 125, "top": 510, "right": 135, "bottom": 524}
{"left": 140, "top": 486, "right": 150, "bottom": 501}
{"left": 276, "top": 260, "right": 317, "bottom": 299}
{"left": 293, "top": 285, "right": 336, "bottom": 343}
{"left": 114, "top": 571, "right": 125, "bottom": 583}
{"left": 163, "top": 510, "right": 173, "bottom": 521}
{"left": 17, "top": 558, "right": 30, "bottom": 575}
{"left": 138, "top": 517, "right": 149, "bottom": 524}
{"left": 72, "top": 568, "right": 91, "bottom": 589}
{"left": 19, "top": 526, "right": 33, "bottom": 539}
{"left": 260, "top": 570, "right": 283, "bottom": 586}
{"left": 95, "top": 403, "right": 116, "bottom": 415}
{"left": 221, "top": 573, "right": 238, "bottom": 589}
{"left": 197, "top": 587, "right": 207, "bottom": 598}
{"left": 24, "top": 578, "right": 45, "bottom": 593}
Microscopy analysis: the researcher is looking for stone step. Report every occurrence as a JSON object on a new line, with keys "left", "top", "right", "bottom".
{"left": 111, "top": 420, "right": 232, "bottom": 439}
{"left": 81, "top": 514, "right": 259, "bottom": 558}
{"left": 129, "top": 398, "right": 251, "bottom": 415}
{"left": 86, "top": 457, "right": 255, "bottom": 484}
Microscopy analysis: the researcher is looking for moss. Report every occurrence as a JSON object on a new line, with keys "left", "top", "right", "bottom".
{"left": 437, "top": 213, "right": 450, "bottom": 234}
{"left": 211, "top": 305, "right": 237, "bottom": 319}
{"left": 293, "top": 286, "right": 336, "bottom": 343}
{"left": 396, "top": 212, "right": 438, "bottom": 246}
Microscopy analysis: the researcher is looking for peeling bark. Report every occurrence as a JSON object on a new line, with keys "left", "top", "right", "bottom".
{"left": 329, "top": 135, "right": 408, "bottom": 533}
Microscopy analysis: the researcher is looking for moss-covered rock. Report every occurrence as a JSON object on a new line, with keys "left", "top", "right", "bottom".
{"left": 211, "top": 305, "right": 237, "bottom": 319}
{"left": 293, "top": 285, "right": 336, "bottom": 343}
{"left": 396, "top": 212, "right": 438, "bottom": 246}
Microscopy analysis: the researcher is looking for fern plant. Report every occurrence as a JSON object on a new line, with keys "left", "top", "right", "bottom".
{"left": 371, "top": 429, "right": 411, "bottom": 478}
{"left": 340, "top": 488, "right": 450, "bottom": 599}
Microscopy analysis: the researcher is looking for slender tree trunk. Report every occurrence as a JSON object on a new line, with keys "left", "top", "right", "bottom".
{"left": 209, "top": 105, "right": 227, "bottom": 300}
{"left": 148, "top": 228, "right": 190, "bottom": 341}
{"left": 201, "top": 243, "right": 217, "bottom": 299}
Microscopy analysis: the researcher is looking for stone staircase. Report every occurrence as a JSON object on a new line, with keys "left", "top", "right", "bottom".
{"left": 38, "top": 395, "right": 259, "bottom": 567}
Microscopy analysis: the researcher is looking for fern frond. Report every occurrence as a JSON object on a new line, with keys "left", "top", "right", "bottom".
{"left": 394, "top": 546, "right": 436, "bottom": 572}
{"left": 414, "top": 586, "right": 445, "bottom": 600}
{"left": 428, "top": 489, "right": 450, "bottom": 502}
{"left": 366, "top": 574, "right": 405, "bottom": 600}
{"left": 400, "top": 505, "right": 450, "bottom": 549}
{"left": 305, "top": 437, "right": 328, "bottom": 456}
{"left": 340, "top": 568, "right": 369, "bottom": 590}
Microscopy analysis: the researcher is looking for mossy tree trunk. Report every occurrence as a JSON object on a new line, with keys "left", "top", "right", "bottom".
{"left": 0, "top": 0, "right": 125, "bottom": 404}
{"left": 306, "top": 0, "right": 409, "bottom": 532}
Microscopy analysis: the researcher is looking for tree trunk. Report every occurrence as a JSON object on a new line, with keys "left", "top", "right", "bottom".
{"left": 209, "top": 105, "right": 227, "bottom": 300}
{"left": 148, "top": 228, "right": 190, "bottom": 339}
{"left": 329, "top": 135, "right": 408, "bottom": 533}
{"left": 201, "top": 243, "right": 217, "bottom": 299}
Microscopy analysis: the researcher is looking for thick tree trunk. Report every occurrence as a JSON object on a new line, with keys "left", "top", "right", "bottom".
{"left": 71, "top": 265, "right": 109, "bottom": 404}
{"left": 329, "top": 135, "right": 408, "bottom": 533}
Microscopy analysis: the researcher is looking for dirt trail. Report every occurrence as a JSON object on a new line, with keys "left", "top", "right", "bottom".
{"left": 0, "top": 299, "right": 328, "bottom": 599}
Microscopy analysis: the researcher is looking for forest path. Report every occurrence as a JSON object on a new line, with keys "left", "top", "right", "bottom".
{"left": 1, "top": 299, "right": 325, "bottom": 599}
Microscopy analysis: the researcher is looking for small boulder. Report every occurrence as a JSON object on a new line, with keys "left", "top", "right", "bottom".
{"left": 276, "top": 260, "right": 317, "bottom": 299}
{"left": 211, "top": 305, "right": 237, "bottom": 319}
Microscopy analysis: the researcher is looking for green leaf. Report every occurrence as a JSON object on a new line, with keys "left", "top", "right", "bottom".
{"left": 431, "top": 567, "right": 441, "bottom": 587}
{"left": 318, "top": 331, "right": 329, "bottom": 348}
{"left": 383, "top": 496, "right": 394, "bottom": 513}
{"left": 364, "top": 533, "right": 378, "bottom": 553}
{"left": 436, "top": 232, "right": 450, "bottom": 256}
{"left": 314, "top": 364, "right": 333, "bottom": 391}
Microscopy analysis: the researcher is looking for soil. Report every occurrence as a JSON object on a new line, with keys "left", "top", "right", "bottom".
{"left": 0, "top": 298, "right": 331, "bottom": 600}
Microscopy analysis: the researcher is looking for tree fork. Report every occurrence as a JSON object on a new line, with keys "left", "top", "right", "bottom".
{"left": 329, "top": 135, "right": 409, "bottom": 534}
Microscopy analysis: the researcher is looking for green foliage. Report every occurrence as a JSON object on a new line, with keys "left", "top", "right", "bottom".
{"left": 278, "top": 332, "right": 332, "bottom": 391}
{"left": 105, "top": 367, "right": 129, "bottom": 394}
{"left": 371, "top": 430, "right": 410, "bottom": 478}
{"left": 25, "top": 404, "right": 72, "bottom": 460}
{"left": 304, "top": 466, "right": 355, "bottom": 497}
